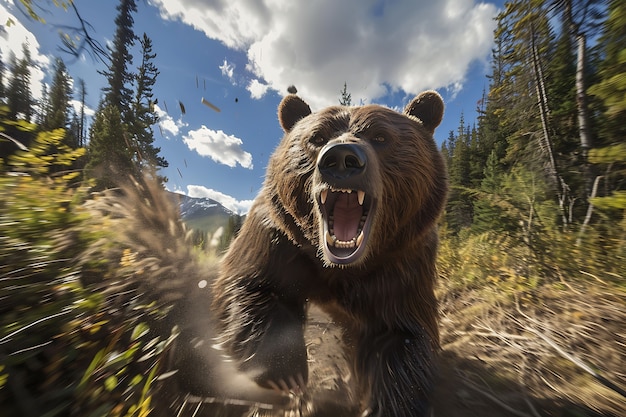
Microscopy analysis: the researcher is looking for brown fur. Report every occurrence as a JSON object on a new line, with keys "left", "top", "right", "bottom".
{"left": 213, "top": 91, "right": 447, "bottom": 416}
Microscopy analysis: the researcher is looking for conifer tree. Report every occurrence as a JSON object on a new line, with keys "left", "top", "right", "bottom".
{"left": 67, "top": 110, "right": 81, "bottom": 149}
{"left": 446, "top": 116, "right": 474, "bottom": 232}
{"left": 6, "top": 44, "right": 34, "bottom": 121}
{"left": 129, "top": 33, "right": 167, "bottom": 175}
{"left": 85, "top": 104, "right": 134, "bottom": 190}
{"left": 38, "top": 82, "right": 50, "bottom": 126}
{"left": 76, "top": 78, "right": 88, "bottom": 148}
{"left": 585, "top": 0, "right": 626, "bottom": 217}
{"left": 339, "top": 82, "right": 352, "bottom": 106}
{"left": 44, "top": 58, "right": 73, "bottom": 132}
{"left": 471, "top": 149, "right": 513, "bottom": 234}
{"left": 86, "top": 0, "right": 142, "bottom": 189}
{"left": 589, "top": 0, "right": 626, "bottom": 147}
{"left": 100, "top": 0, "right": 137, "bottom": 118}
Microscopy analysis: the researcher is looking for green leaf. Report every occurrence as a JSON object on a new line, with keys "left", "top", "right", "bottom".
{"left": 104, "top": 375, "right": 117, "bottom": 392}
{"left": 589, "top": 143, "right": 626, "bottom": 164}
{"left": 131, "top": 322, "right": 149, "bottom": 342}
{"left": 79, "top": 348, "right": 105, "bottom": 387}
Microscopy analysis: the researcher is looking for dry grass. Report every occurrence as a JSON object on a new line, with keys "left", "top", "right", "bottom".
{"left": 434, "top": 277, "right": 626, "bottom": 417}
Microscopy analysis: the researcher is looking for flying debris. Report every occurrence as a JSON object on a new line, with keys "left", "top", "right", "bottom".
{"left": 184, "top": 159, "right": 188, "bottom": 168}
{"left": 195, "top": 75, "right": 198, "bottom": 88}
{"left": 287, "top": 85, "right": 297, "bottom": 94}
{"left": 178, "top": 101, "right": 186, "bottom": 115}
{"left": 158, "top": 125, "right": 164, "bottom": 137}
{"left": 177, "top": 167, "right": 183, "bottom": 179}
{"left": 235, "top": 98, "right": 239, "bottom": 103}
{"left": 163, "top": 100, "right": 169, "bottom": 113}
{"left": 201, "top": 97, "right": 221, "bottom": 113}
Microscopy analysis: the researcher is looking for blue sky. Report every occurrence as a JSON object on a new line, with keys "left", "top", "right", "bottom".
{"left": 1, "top": 0, "right": 504, "bottom": 214}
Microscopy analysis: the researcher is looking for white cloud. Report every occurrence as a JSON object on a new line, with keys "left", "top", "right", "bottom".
{"left": 154, "top": 103, "right": 187, "bottom": 138}
{"left": 0, "top": 3, "right": 51, "bottom": 103}
{"left": 187, "top": 184, "right": 254, "bottom": 215}
{"left": 247, "top": 78, "right": 269, "bottom": 100}
{"left": 70, "top": 99, "right": 96, "bottom": 118}
{"left": 149, "top": 0, "right": 498, "bottom": 109}
{"left": 182, "top": 125, "right": 253, "bottom": 169}
{"left": 219, "top": 59, "right": 235, "bottom": 83}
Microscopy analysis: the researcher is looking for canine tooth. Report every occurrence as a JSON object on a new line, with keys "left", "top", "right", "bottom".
{"left": 321, "top": 189, "right": 328, "bottom": 204}
{"left": 326, "top": 231, "right": 335, "bottom": 246}
{"left": 357, "top": 190, "right": 365, "bottom": 205}
{"left": 356, "top": 231, "right": 364, "bottom": 247}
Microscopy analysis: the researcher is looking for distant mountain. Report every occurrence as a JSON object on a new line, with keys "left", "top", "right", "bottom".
{"left": 168, "top": 192, "right": 239, "bottom": 234}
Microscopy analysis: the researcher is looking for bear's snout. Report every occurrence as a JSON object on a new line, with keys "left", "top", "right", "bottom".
{"left": 317, "top": 143, "right": 367, "bottom": 186}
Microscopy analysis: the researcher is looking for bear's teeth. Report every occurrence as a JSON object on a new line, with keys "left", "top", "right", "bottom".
{"left": 326, "top": 231, "right": 362, "bottom": 249}
{"left": 326, "top": 231, "right": 336, "bottom": 246}
{"left": 358, "top": 190, "right": 365, "bottom": 205}
{"left": 335, "top": 238, "right": 356, "bottom": 249}
{"left": 320, "top": 189, "right": 328, "bottom": 204}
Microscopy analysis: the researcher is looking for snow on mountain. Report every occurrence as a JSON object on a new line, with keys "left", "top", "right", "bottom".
{"left": 169, "top": 192, "right": 236, "bottom": 220}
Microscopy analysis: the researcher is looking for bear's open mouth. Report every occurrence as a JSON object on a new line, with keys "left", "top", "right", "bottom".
{"left": 318, "top": 188, "right": 375, "bottom": 265}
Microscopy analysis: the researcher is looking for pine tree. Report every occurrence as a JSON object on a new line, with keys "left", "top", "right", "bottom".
{"left": 6, "top": 44, "right": 34, "bottom": 121}
{"left": 67, "top": 110, "right": 81, "bottom": 149}
{"left": 129, "top": 33, "right": 167, "bottom": 175}
{"left": 339, "top": 82, "right": 352, "bottom": 106}
{"left": 584, "top": 0, "right": 626, "bottom": 225}
{"left": 86, "top": 0, "right": 138, "bottom": 189}
{"left": 446, "top": 116, "right": 474, "bottom": 233}
{"left": 477, "top": 28, "right": 514, "bottom": 173}
{"left": 100, "top": 0, "right": 137, "bottom": 118}
{"left": 44, "top": 58, "right": 73, "bottom": 132}
{"left": 494, "top": 0, "right": 583, "bottom": 227}
{"left": 85, "top": 104, "right": 135, "bottom": 190}
{"left": 38, "top": 82, "right": 51, "bottom": 126}
{"left": 545, "top": 21, "right": 592, "bottom": 222}
{"left": 76, "top": 78, "right": 87, "bottom": 148}
{"left": 471, "top": 149, "right": 514, "bottom": 234}
{"left": 589, "top": 0, "right": 626, "bottom": 147}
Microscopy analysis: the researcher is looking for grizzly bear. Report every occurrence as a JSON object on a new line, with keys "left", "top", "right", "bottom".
{"left": 213, "top": 91, "right": 447, "bottom": 416}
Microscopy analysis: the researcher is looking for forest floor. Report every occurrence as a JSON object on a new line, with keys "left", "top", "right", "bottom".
{"left": 293, "top": 278, "right": 626, "bottom": 417}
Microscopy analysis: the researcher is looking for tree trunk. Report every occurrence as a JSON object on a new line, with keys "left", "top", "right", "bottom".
{"left": 530, "top": 27, "right": 570, "bottom": 227}
{"left": 576, "top": 34, "right": 592, "bottom": 151}
{"left": 575, "top": 33, "right": 596, "bottom": 199}
{"left": 577, "top": 175, "right": 602, "bottom": 246}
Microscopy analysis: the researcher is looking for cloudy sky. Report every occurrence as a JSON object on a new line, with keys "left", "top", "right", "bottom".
{"left": 1, "top": 0, "right": 502, "bottom": 214}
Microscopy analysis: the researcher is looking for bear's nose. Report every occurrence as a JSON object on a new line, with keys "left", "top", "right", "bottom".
{"left": 317, "top": 143, "right": 367, "bottom": 183}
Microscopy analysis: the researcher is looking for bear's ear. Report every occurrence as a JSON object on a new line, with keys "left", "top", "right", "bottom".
{"left": 404, "top": 91, "right": 444, "bottom": 134}
{"left": 278, "top": 95, "right": 312, "bottom": 132}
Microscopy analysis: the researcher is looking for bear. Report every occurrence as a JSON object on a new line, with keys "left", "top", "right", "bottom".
{"left": 212, "top": 90, "right": 447, "bottom": 417}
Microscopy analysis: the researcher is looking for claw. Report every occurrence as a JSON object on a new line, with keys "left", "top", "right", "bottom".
{"left": 297, "top": 373, "right": 307, "bottom": 394}
{"left": 268, "top": 380, "right": 282, "bottom": 393}
{"left": 279, "top": 378, "right": 290, "bottom": 393}
{"left": 288, "top": 375, "right": 299, "bottom": 393}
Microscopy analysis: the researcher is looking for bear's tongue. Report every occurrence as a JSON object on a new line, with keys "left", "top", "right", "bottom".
{"left": 332, "top": 193, "right": 363, "bottom": 241}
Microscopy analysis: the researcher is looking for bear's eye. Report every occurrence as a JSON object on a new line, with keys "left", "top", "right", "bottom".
{"left": 372, "top": 136, "right": 386, "bottom": 143}
{"left": 310, "top": 135, "right": 326, "bottom": 146}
